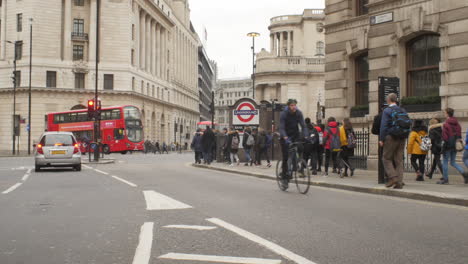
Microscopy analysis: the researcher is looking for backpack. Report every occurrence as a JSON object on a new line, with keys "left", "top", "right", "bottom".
{"left": 371, "top": 114, "right": 381, "bottom": 135}
{"left": 327, "top": 128, "right": 341, "bottom": 152}
{"left": 309, "top": 129, "right": 319, "bottom": 146}
{"left": 388, "top": 108, "right": 411, "bottom": 139}
{"left": 318, "top": 131, "right": 324, "bottom": 145}
{"left": 246, "top": 133, "right": 255, "bottom": 146}
{"left": 265, "top": 134, "right": 273, "bottom": 147}
{"left": 419, "top": 136, "right": 432, "bottom": 152}
{"left": 231, "top": 136, "right": 240, "bottom": 150}
{"left": 346, "top": 130, "right": 357, "bottom": 149}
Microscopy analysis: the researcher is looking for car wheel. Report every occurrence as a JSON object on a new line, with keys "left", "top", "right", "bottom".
{"left": 35, "top": 165, "right": 41, "bottom": 172}
{"left": 75, "top": 164, "right": 82, "bottom": 171}
{"left": 103, "top": 145, "right": 111, "bottom": 154}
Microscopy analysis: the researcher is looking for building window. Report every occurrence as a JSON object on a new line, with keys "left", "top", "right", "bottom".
{"left": 16, "top": 13, "right": 22, "bottom": 32}
{"left": 356, "top": 0, "right": 369, "bottom": 16}
{"left": 46, "top": 71, "right": 57, "bottom": 88}
{"left": 316, "top": 41, "right": 325, "bottom": 56}
{"left": 131, "top": 49, "right": 135, "bottom": 65}
{"left": 73, "top": 45, "right": 84, "bottom": 60}
{"left": 355, "top": 53, "right": 369, "bottom": 106}
{"left": 132, "top": 24, "right": 135, "bottom": 40}
{"left": 407, "top": 35, "right": 440, "bottom": 97}
{"left": 14, "top": 70, "right": 21, "bottom": 87}
{"left": 75, "top": 73, "right": 85, "bottom": 89}
{"left": 73, "top": 19, "right": 85, "bottom": 34}
{"left": 104, "top": 74, "right": 114, "bottom": 90}
{"left": 132, "top": 77, "right": 135, "bottom": 91}
{"left": 14, "top": 41, "right": 23, "bottom": 60}
{"left": 74, "top": 0, "right": 85, "bottom": 6}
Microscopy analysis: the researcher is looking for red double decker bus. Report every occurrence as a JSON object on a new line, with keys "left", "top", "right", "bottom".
{"left": 46, "top": 105, "right": 144, "bottom": 154}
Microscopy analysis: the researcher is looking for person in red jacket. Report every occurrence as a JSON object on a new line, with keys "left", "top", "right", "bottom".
{"left": 323, "top": 117, "right": 341, "bottom": 176}
{"left": 314, "top": 123, "right": 324, "bottom": 173}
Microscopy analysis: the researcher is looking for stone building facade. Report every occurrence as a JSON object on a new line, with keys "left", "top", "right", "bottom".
{"left": 214, "top": 78, "right": 253, "bottom": 129}
{"left": 325, "top": 0, "right": 468, "bottom": 168}
{"left": 255, "top": 9, "right": 326, "bottom": 120}
{"left": 0, "top": 0, "right": 200, "bottom": 153}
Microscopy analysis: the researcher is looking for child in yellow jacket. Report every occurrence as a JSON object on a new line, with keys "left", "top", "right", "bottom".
{"left": 407, "top": 119, "right": 428, "bottom": 181}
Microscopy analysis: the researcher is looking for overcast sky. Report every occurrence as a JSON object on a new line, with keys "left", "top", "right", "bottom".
{"left": 190, "top": 0, "right": 325, "bottom": 80}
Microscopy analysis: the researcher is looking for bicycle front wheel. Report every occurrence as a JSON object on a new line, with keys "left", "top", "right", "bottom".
{"left": 294, "top": 159, "right": 311, "bottom": 194}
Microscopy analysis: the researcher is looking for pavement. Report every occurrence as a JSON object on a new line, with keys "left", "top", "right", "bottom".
{"left": 193, "top": 161, "right": 468, "bottom": 207}
{"left": 1, "top": 153, "right": 468, "bottom": 264}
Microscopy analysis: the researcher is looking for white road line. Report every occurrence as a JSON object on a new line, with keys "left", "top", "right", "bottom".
{"left": 94, "top": 169, "right": 109, "bottom": 175}
{"left": 22, "top": 174, "right": 30, "bottom": 181}
{"left": 26, "top": 168, "right": 32, "bottom": 174}
{"left": 158, "top": 253, "right": 281, "bottom": 264}
{"left": 82, "top": 165, "right": 92, "bottom": 169}
{"left": 2, "top": 183, "right": 23, "bottom": 194}
{"left": 132, "top": 222, "right": 154, "bottom": 264}
{"left": 163, "top": 225, "right": 217, "bottom": 231}
{"left": 111, "top": 176, "right": 137, "bottom": 187}
{"left": 143, "top": 190, "right": 192, "bottom": 210}
{"left": 207, "top": 218, "right": 317, "bottom": 264}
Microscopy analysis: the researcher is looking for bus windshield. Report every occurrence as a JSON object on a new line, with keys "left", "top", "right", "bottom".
{"left": 124, "top": 106, "right": 143, "bottom": 143}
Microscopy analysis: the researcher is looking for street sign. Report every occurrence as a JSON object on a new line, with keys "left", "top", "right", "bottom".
{"left": 378, "top": 77, "right": 400, "bottom": 108}
{"left": 232, "top": 100, "right": 259, "bottom": 126}
{"left": 370, "top": 12, "right": 393, "bottom": 25}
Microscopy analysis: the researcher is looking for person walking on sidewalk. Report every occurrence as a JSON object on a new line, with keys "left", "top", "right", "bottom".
{"left": 304, "top": 118, "right": 319, "bottom": 175}
{"left": 315, "top": 122, "right": 325, "bottom": 173}
{"left": 191, "top": 129, "right": 203, "bottom": 164}
{"left": 407, "top": 120, "right": 429, "bottom": 181}
{"left": 201, "top": 126, "right": 215, "bottom": 165}
{"left": 222, "top": 128, "right": 231, "bottom": 164}
{"left": 243, "top": 127, "right": 255, "bottom": 166}
{"left": 427, "top": 118, "right": 443, "bottom": 179}
{"left": 254, "top": 128, "right": 271, "bottom": 167}
{"left": 228, "top": 129, "right": 241, "bottom": 166}
{"left": 379, "top": 93, "right": 411, "bottom": 189}
{"left": 339, "top": 118, "right": 356, "bottom": 177}
{"left": 439, "top": 108, "right": 468, "bottom": 184}
{"left": 323, "top": 117, "right": 341, "bottom": 176}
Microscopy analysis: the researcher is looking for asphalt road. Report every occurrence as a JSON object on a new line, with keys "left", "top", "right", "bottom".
{"left": 1, "top": 153, "right": 467, "bottom": 264}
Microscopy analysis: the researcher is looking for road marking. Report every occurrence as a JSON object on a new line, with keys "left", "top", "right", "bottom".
{"left": 2, "top": 183, "right": 23, "bottom": 194}
{"left": 82, "top": 165, "right": 92, "bottom": 169}
{"left": 207, "top": 218, "right": 317, "bottom": 264}
{"left": 163, "top": 225, "right": 217, "bottom": 230}
{"left": 94, "top": 169, "right": 109, "bottom": 175}
{"left": 111, "top": 175, "right": 137, "bottom": 187}
{"left": 22, "top": 174, "right": 30, "bottom": 181}
{"left": 143, "top": 190, "right": 192, "bottom": 210}
{"left": 26, "top": 168, "right": 32, "bottom": 174}
{"left": 158, "top": 253, "right": 281, "bottom": 264}
{"left": 132, "top": 222, "right": 154, "bottom": 264}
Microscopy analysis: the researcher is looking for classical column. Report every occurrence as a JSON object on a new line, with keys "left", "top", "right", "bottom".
{"left": 1, "top": 0, "right": 7, "bottom": 60}
{"left": 279, "top": 32, "right": 284, "bottom": 57}
{"left": 161, "top": 28, "right": 166, "bottom": 80}
{"left": 287, "top": 31, "right": 291, "bottom": 56}
{"left": 274, "top": 33, "right": 279, "bottom": 56}
{"left": 153, "top": 22, "right": 157, "bottom": 76}
{"left": 139, "top": 11, "right": 146, "bottom": 69}
{"left": 270, "top": 34, "right": 274, "bottom": 54}
{"left": 150, "top": 20, "right": 155, "bottom": 75}
{"left": 145, "top": 16, "right": 151, "bottom": 71}
{"left": 64, "top": 0, "right": 72, "bottom": 61}
{"left": 158, "top": 26, "right": 163, "bottom": 78}
{"left": 134, "top": 5, "right": 140, "bottom": 68}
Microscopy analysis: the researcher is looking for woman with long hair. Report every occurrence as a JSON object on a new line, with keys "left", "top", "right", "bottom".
{"left": 339, "top": 118, "right": 356, "bottom": 177}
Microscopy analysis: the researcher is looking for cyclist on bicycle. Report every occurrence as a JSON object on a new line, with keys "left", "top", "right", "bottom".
{"left": 279, "top": 99, "right": 309, "bottom": 189}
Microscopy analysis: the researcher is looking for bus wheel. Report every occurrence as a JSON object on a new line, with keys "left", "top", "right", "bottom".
{"left": 121, "top": 151, "right": 128, "bottom": 155}
{"left": 103, "top": 145, "right": 111, "bottom": 154}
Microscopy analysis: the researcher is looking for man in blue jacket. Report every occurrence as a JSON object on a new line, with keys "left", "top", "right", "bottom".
{"left": 279, "top": 99, "right": 308, "bottom": 190}
{"left": 379, "top": 93, "right": 407, "bottom": 189}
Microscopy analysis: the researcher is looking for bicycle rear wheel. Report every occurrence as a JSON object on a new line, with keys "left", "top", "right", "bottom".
{"left": 276, "top": 160, "right": 287, "bottom": 191}
{"left": 294, "top": 159, "right": 311, "bottom": 194}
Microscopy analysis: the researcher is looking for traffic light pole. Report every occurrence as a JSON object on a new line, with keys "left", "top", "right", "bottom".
{"left": 12, "top": 57, "right": 17, "bottom": 155}
{"left": 94, "top": 0, "right": 101, "bottom": 162}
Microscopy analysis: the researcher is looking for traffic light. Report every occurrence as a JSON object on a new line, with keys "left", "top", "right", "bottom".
{"left": 95, "top": 100, "right": 102, "bottom": 120}
{"left": 87, "top": 99, "right": 95, "bottom": 119}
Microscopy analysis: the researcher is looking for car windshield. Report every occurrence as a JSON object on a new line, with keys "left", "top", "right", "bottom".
{"left": 42, "top": 134, "right": 75, "bottom": 146}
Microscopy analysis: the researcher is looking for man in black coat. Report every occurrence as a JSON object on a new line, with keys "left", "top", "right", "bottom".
{"left": 201, "top": 126, "right": 215, "bottom": 165}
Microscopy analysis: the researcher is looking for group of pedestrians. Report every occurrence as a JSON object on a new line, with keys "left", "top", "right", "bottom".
{"left": 143, "top": 140, "right": 169, "bottom": 154}
{"left": 379, "top": 93, "right": 468, "bottom": 189}
{"left": 191, "top": 126, "right": 216, "bottom": 165}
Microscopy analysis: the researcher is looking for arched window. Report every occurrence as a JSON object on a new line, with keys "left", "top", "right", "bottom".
{"left": 355, "top": 53, "right": 369, "bottom": 106}
{"left": 316, "top": 41, "right": 325, "bottom": 56}
{"left": 406, "top": 35, "right": 440, "bottom": 96}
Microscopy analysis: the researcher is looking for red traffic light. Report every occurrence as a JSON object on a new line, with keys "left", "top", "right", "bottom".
{"left": 88, "top": 100, "right": 94, "bottom": 107}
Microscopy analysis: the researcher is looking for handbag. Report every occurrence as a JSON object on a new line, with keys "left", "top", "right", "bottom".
{"left": 456, "top": 138, "right": 465, "bottom": 152}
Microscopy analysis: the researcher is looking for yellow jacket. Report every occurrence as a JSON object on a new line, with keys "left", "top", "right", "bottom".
{"left": 340, "top": 126, "right": 348, "bottom": 147}
{"left": 407, "top": 130, "right": 428, "bottom": 155}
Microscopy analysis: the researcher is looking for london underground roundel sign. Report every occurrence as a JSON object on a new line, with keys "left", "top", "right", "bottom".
{"left": 233, "top": 100, "right": 259, "bottom": 125}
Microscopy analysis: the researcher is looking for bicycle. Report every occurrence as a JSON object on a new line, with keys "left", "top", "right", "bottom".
{"left": 276, "top": 141, "right": 311, "bottom": 194}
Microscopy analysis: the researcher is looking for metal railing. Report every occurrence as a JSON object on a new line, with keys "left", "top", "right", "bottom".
{"left": 71, "top": 32, "right": 89, "bottom": 41}
{"left": 349, "top": 129, "right": 370, "bottom": 170}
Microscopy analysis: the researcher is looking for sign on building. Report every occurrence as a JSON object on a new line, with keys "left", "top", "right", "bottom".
{"left": 378, "top": 77, "right": 400, "bottom": 108}
{"left": 370, "top": 12, "right": 393, "bottom": 25}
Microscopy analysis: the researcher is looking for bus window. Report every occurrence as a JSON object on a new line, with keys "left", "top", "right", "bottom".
{"left": 114, "top": 128, "right": 124, "bottom": 140}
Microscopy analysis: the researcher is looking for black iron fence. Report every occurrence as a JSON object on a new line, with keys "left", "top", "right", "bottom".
{"left": 349, "top": 129, "right": 370, "bottom": 170}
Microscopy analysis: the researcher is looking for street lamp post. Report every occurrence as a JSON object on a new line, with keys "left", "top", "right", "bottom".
{"left": 247, "top": 32, "right": 260, "bottom": 100}
{"left": 7, "top": 40, "right": 18, "bottom": 155}
{"left": 28, "top": 18, "right": 33, "bottom": 155}
{"left": 94, "top": 0, "right": 101, "bottom": 162}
